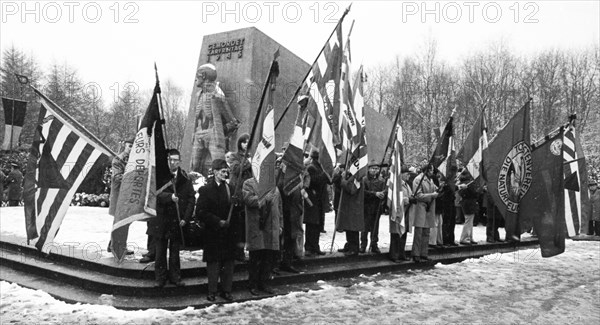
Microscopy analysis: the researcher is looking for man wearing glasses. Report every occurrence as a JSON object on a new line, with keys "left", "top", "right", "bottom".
{"left": 149, "top": 149, "right": 195, "bottom": 288}
{"left": 195, "top": 159, "right": 237, "bottom": 302}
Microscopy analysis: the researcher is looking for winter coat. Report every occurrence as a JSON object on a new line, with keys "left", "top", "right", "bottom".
{"left": 147, "top": 168, "right": 195, "bottom": 241}
{"left": 230, "top": 151, "right": 252, "bottom": 194}
{"left": 336, "top": 174, "right": 365, "bottom": 232}
{"left": 243, "top": 178, "right": 282, "bottom": 251}
{"left": 410, "top": 173, "right": 438, "bottom": 228}
{"left": 364, "top": 174, "right": 386, "bottom": 229}
{"left": 5, "top": 169, "right": 23, "bottom": 201}
{"left": 195, "top": 177, "right": 237, "bottom": 262}
{"left": 303, "top": 161, "right": 329, "bottom": 225}
{"left": 108, "top": 152, "right": 128, "bottom": 216}
{"left": 590, "top": 189, "right": 600, "bottom": 222}
{"left": 458, "top": 181, "right": 479, "bottom": 215}
{"left": 390, "top": 180, "right": 411, "bottom": 234}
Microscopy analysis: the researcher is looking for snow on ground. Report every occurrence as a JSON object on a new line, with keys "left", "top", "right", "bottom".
{"left": 0, "top": 205, "right": 511, "bottom": 259}
{"left": 1, "top": 240, "right": 599, "bottom": 324}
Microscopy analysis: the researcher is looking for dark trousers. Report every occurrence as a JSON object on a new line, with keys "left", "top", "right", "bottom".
{"left": 442, "top": 209, "right": 456, "bottom": 245}
{"left": 486, "top": 207, "right": 501, "bottom": 241}
{"left": 345, "top": 231, "right": 360, "bottom": 252}
{"left": 248, "top": 250, "right": 275, "bottom": 289}
{"left": 155, "top": 237, "right": 181, "bottom": 283}
{"left": 361, "top": 214, "right": 381, "bottom": 249}
{"left": 389, "top": 232, "right": 408, "bottom": 260}
{"left": 146, "top": 234, "right": 156, "bottom": 258}
{"left": 505, "top": 212, "right": 521, "bottom": 242}
{"left": 590, "top": 221, "right": 600, "bottom": 236}
{"left": 8, "top": 200, "right": 19, "bottom": 206}
{"left": 305, "top": 223, "right": 321, "bottom": 253}
{"left": 206, "top": 259, "right": 234, "bottom": 294}
{"left": 281, "top": 212, "right": 295, "bottom": 267}
{"left": 455, "top": 206, "right": 465, "bottom": 224}
{"left": 412, "top": 227, "right": 430, "bottom": 258}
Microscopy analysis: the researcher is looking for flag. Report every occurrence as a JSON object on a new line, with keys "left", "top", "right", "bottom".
{"left": 250, "top": 51, "right": 279, "bottom": 198}
{"left": 562, "top": 119, "right": 589, "bottom": 236}
{"left": 110, "top": 82, "right": 170, "bottom": 261}
{"left": 23, "top": 89, "right": 113, "bottom": 252}
{"left": 345, "top": 65, "right": 368, "bottom": 184}
{"left": 457, "top": 108, "right": 489, "bottom": 182}
{"left": 387, "top": 129, "right": 405, "bottom": 234}
{"left": 431, "top": 116, "right": 457, "bottom": 181}
{"left": 281, "top": 97, "right": 309, "bottom": 196}
{"left": 1, "top": 97, "right": 27, "bottom": 150}
{"left": 484, "top": 101, "right": 532, "bottom": 240}
{"left": 521, "top": 130, "right": 565, "bottom": 257}
{"left": 301, "top": 18, "right": 344, "bottom": 178}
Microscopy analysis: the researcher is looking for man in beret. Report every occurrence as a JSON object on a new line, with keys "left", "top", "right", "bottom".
{"left": 195, "top": 158, "right": 237, "bottom": 302}
{"left": 362, "top": 160, "right": 386, "bottom": 253}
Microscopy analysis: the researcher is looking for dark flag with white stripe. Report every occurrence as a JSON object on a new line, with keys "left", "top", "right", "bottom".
{"left": 1, "top": 97, "right": 27, "bottom": 150}
{"left": 24, "top": 89, "right": 114, "bottom": 251}
{"left": 562, "top": 118, "right": 589, "bottom": 236}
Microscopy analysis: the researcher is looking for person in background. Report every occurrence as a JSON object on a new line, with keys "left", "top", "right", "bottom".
{"left": 230, "top": 133, "right": 252, "bottom": 263}
{"left": 410, "top": 163, "right": 439, "bottom": 263}
{"left": 243, "top": 175, "right": 282, "bottom": 295}
{"left": 484, "top": 185, "right": 504, "bottom": 243}
{"left": 107, "top": 138, "right": 135, "bottom": 257}
{"left": 389, "top": 166, "right": 413, "bottom": 262}
{"left": 5, "top": 163, "right": 23, "bottom": 207}
{"left": 303, "top": 150, "right": 328, "bottom": 257}
{"left": 277, "top": 151, "right": 304, "bottom": 273}
{"left": 429, "top": 170, "right": 445, "bottom": 249}
{"left": 362, "top": 160, "right": 386, "bottom": 254}
{"left": 0, "top": 168, "right": 6, "bottom": 205}
{"left": 441, "top": 166, "right": 458, "bottom": 247}
{"left": 337, "top": 170, "right": 365, "bottom": 256}
{"left": 457, "top": 170, "right": 479, "bottom": 245}
{"left": 588, "top": 180, "right": 600, "bottom": 236}
{"left": 149, "top": 149, "right": 194, "bottom": 288}
{"left": 195, "top": 159, "right": 237, "bottom": 302}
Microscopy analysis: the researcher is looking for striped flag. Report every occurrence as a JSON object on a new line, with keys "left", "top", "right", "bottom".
{"left": 457, "top": 108, "right": 489, "bottom": 182}
{"left": 345, "top": 65, "right": 368, "bottom": 184}
{"left": 23, "top": 89, "right": 114, "bottom": 252}
{"left": 250, "top": 51, "right": 279, "bottom": 198}
{"left": 281, "top": 97, "right": 309, "bottom": 196}
{"left": 562, "top": 119, "right": 589, "bottom": 236}
{"left": 302, "top": 20, "right": 344, "bottom": 178}
{"left": 110, "top": 82, "right": 170, "bottom": 261}
{"left": 387, "top": 129, "right": 405, "bottom": 234}
{"left": 1, "top": 97, "right": 27, "bottom": 150}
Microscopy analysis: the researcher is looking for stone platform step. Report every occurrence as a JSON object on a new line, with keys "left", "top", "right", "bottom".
{"left": 0, "top": 239, "right": 539, "bottom": 309}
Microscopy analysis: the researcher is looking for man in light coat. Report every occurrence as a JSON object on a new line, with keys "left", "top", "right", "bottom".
{"left": 410, "top": 164, "right": 439, "bottom": 262}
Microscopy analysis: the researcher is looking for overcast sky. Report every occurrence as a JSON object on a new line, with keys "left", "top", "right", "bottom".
{"left": 1, "top": 0, "right": 598, "bottom": 104}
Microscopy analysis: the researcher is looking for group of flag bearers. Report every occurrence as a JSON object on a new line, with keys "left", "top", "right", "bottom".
{"left": 11, "top": 4, "right": 596, "bottom": 304}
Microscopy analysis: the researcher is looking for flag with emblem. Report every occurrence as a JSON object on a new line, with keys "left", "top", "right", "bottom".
{"left": 23, "top": 88, "right": 114, "bottom": 252}
{"left": 484, "top": 100, "right": 532, "bottom": 240}
{"left": 521, "top": 130, "right": 565, "bottom": 257}
{"left": 250, "top": 50, "right": 279, "bottom": 198}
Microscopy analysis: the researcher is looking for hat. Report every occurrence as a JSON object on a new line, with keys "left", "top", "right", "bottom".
{"left": 400, "top": 165, "right": 411, "bottom": 174}
{"left": 211, "top": 159, "right": 229, "bottom": 171}
{"left": 369, "top": 159, "right": 380, "bottom": 167}
{"left": 310, "top": 150, "right": 319, "bottom": 160}
{"left": 459, "top": 170, "right": 472, "bottom": 181}
{"left": 10, "top": 163, "right": 20, "bottom": 169}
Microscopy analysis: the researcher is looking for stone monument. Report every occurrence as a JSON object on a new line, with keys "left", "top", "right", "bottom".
{"left": 181, "top": 27, "right": 309, "bottom": 176}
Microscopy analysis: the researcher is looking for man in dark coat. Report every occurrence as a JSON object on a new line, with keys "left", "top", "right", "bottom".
{"left": 147, "top": 149, "right": 194, "bottom": 288}
{"left": 5, "top": 163, "right": 23, "bottom": 206}
{"left": 337, "top": 170, "right": 365, "bottom": 256}
{"left": 303, "top": 150, "right": 329, "bottom": 256}
{"left": 195, "top": 158, "right": 237, "bottom": 302}
{"left": 362, "top": 160, "right": 386, "bottom": 253}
